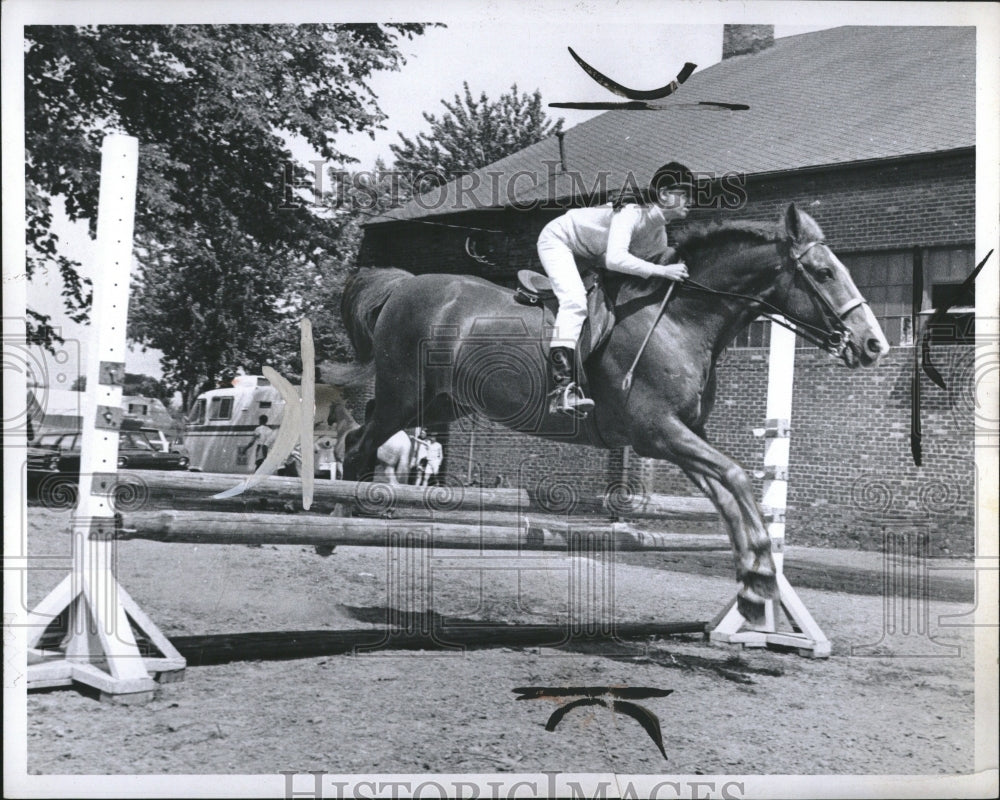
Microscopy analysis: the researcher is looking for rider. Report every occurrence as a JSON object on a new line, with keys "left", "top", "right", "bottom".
{"left": 536, "top": 161, "right": 694, "bottom": 416}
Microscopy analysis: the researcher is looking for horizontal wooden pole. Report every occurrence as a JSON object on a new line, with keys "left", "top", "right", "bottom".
{"left": 121, "top": 510, "right": 730, "bottom": 552}
{"left": 171, "top": 622, "right": 709, "bottom": 666}
{"left": 114, "top": 470, "right": 719, "bottom": 522}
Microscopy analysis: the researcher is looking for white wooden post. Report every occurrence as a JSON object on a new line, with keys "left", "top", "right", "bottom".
{"left": 709, "top": 320, "right": 831, "bottom": 657}
{"left": 26, "top": 134, "right": 185, "bottom": 700}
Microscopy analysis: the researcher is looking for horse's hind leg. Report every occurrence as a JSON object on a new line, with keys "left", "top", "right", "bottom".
{"left": 343, "top": 388, "right": 421, "bottom": 482}
{"left": 342, "top": 424, "right": 378, "bottom": 481}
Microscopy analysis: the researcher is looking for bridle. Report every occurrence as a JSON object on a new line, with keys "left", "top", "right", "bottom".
{"left": 788, "top": 241, "right": 868, "bottom": 353}
{"left": 682, "top": 239, "right": 870, "bottom": 358}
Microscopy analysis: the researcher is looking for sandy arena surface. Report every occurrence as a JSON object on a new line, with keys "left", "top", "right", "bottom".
{"left": 16, "top": 504, "right": 978, "bottom": 779}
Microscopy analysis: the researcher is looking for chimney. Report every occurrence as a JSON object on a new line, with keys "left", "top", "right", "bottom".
{"left": 722, "top": 24, "right": 774, "bottom": 59}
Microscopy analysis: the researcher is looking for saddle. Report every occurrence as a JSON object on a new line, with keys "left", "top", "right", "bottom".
{"left": 514, "top": 268, "right": 616, "bottom": 368}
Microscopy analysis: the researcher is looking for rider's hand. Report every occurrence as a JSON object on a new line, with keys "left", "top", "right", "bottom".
{"left": 651, "top": 262, "right": 688, "bottom": 281}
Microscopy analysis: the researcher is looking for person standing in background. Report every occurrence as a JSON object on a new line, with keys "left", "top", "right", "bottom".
{"left": 241, "top": 414, "right": 275, "bottom": 470}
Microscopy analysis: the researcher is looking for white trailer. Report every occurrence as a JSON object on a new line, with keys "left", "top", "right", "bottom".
{"left": 185, "top": 375, "right": 358, "bottom": 475}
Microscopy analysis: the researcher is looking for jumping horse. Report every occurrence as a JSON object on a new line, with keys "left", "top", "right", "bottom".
{"left": 332, "top": 204, "right": 890, "bottom": 622}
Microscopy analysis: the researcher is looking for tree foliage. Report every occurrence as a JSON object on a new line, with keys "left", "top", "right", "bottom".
{"left": 122, "top": 373, "right": 174, "bottom": 405}
{"left": 284, "top": 158, "right": 405, "bottom": 371}
{"left": 390, "top": 82, "right": 563, "bottom": 193}
{"left": 25, "top": 23, "right": 429, "bottom": 405}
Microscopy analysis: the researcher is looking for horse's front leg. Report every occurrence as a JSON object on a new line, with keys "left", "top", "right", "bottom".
{"left": 643, "top": 421, "right": 777, "bottom": 623}
{"left": 682, "top": 469, "right": 775, "bottom": 624}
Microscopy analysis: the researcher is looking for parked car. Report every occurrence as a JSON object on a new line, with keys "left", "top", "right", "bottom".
{"left": 139, "top": 426, "right": 190, "bottom": 460}
{"left": 28, "top": 428, "right": 190, "bottom": 477}
{"left": 28, "top": 428, "right": 190, "bottom": 507}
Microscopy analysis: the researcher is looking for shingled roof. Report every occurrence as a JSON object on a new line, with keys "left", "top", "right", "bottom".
{"left": 370, "top": 25, "right": 974, "bottom": 225}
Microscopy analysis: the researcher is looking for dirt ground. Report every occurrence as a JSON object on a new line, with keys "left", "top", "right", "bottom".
{"left": 18, "top": 505, "right": 978, "bottom": 778}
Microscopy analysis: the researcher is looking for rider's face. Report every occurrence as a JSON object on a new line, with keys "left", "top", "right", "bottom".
{"left": 658, "top": 189, "right": 690, "bottom": 220}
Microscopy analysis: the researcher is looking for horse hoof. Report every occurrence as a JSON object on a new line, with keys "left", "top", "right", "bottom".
{"left": 742, "top": 568, "right": 779, "bottom": 602}
{"left": 315, "top": 545, "right": 336, "bottom": 557}
{"left": 737, "top": 592, "right": 767, "bottom": 626}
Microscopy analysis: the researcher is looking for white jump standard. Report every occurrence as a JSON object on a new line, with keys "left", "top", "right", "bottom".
{"left": 26, "top": 135, "right": 185, "bottom": 700}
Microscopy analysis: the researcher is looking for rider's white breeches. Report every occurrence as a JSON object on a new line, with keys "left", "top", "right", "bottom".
{"left": 537, "top": 231, "right": 587, "bottom": 350}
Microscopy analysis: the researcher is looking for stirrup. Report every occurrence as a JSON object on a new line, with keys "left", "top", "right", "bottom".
{"left": 548, "top": 383, "right": 595, "bottom": 418}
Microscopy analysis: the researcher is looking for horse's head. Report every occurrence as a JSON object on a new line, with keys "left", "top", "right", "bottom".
{"left": 773, "top": 204, "right": 890, "bottom": 368}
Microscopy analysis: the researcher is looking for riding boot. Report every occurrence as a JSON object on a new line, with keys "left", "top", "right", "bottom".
{"left": 548, "top": 347, "right": 595, "bottom": 417}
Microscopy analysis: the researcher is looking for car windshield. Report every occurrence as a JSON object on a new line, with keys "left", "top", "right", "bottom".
{"left": 120, "top": 432, "right": 155, "bottom": 450}
{"left": 188, "top": 399, "right": 207, "bottom": 426}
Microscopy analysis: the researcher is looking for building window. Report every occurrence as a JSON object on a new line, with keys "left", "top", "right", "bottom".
{"left": 730, "top": 318, "right": 771, "bottom": 349}
{"left": 926, "top": 282, "right": 975, "bottom": 344}
{"left": 844, "top": 246, "right": 974, "bottom": 346}
{"left": 127, "top": 402, "right": 149, "bottom": 416}
{"left": 922, "top": 247, "right": 975, "bottom": 345}
{"left": 843, "top": 250, "right": 913, "bottom": 346}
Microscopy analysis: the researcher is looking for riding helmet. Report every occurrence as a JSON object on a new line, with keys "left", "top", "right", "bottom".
{"left": 649, "top": 161, "right": 695, "bottom": 196}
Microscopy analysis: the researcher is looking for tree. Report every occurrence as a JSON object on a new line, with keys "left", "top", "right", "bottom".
{"left": 122, "top": 373, "right": 174, "bottom": 405}
{"left": 390, "top": 82, "right": 563, "bottom": 194}
{"left": 276, "top": 158, "right": 404, "bottom": 371}
{"left": 24, "top": 23, "right": 430, "bottom": 405}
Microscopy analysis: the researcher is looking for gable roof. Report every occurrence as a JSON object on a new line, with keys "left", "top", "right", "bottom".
{"left": 371, "top": 25, "right": 974, "bottom": 225}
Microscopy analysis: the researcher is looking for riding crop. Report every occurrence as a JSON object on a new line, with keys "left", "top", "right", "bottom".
{"left": 621, "top": 280, "right": 677, "bottom": 392}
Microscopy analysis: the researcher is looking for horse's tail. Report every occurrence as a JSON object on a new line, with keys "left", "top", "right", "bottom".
{"left": 325, "top": 267, "right": 414, "bottom": 386}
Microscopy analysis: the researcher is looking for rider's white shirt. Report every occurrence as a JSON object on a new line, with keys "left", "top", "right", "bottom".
{"left": 540, "top": 203, "right": 671, "bottom": 277}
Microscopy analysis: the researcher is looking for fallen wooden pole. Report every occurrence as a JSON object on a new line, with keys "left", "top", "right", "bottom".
{"left": 121, "top": 510, "right": 730, "bottom": 552}
{"left": 114, "top": 470, "right": 719, "bottom": 522}
{"left": 171, "top": 622, "right": 710, "bottom": 666}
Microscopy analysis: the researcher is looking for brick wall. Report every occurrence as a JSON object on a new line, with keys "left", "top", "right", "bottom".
{"left": 707, "top": 151, "right": 975, "bottom": 251}
{"left": 631, "top": 345, "right": 976, "bottom": 556}
{"left": 441, "top": 416, "right": 619, "bottom": 497}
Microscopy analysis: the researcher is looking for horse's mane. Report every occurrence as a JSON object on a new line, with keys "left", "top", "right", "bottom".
{"left": 673, "top": 220, "right": 783, "bottom": 254}
{"left": 606, "top": 219, "right": 791, "bottom": 314}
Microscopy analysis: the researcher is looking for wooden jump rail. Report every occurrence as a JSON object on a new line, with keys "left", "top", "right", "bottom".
{"left": 115, "top": 470, "right": 720, "bottom": 522}
{"left": 121, "top": 509, "right": 730, "bottom": 552}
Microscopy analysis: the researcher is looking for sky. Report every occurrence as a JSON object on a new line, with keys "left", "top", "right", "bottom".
{"left": 314, "top": 22, "right": 833, "bottom": 170}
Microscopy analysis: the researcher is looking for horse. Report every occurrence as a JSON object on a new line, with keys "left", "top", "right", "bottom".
{"left": 375, "top": 429, "right": 413, "bottom": 485}
{"left": 331, "top": 204, "right": 889, "bottom": 622}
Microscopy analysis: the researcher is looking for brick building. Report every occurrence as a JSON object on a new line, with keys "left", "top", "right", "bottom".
{"left": 355, "top": 26, "right": 977, "bottom": 554}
